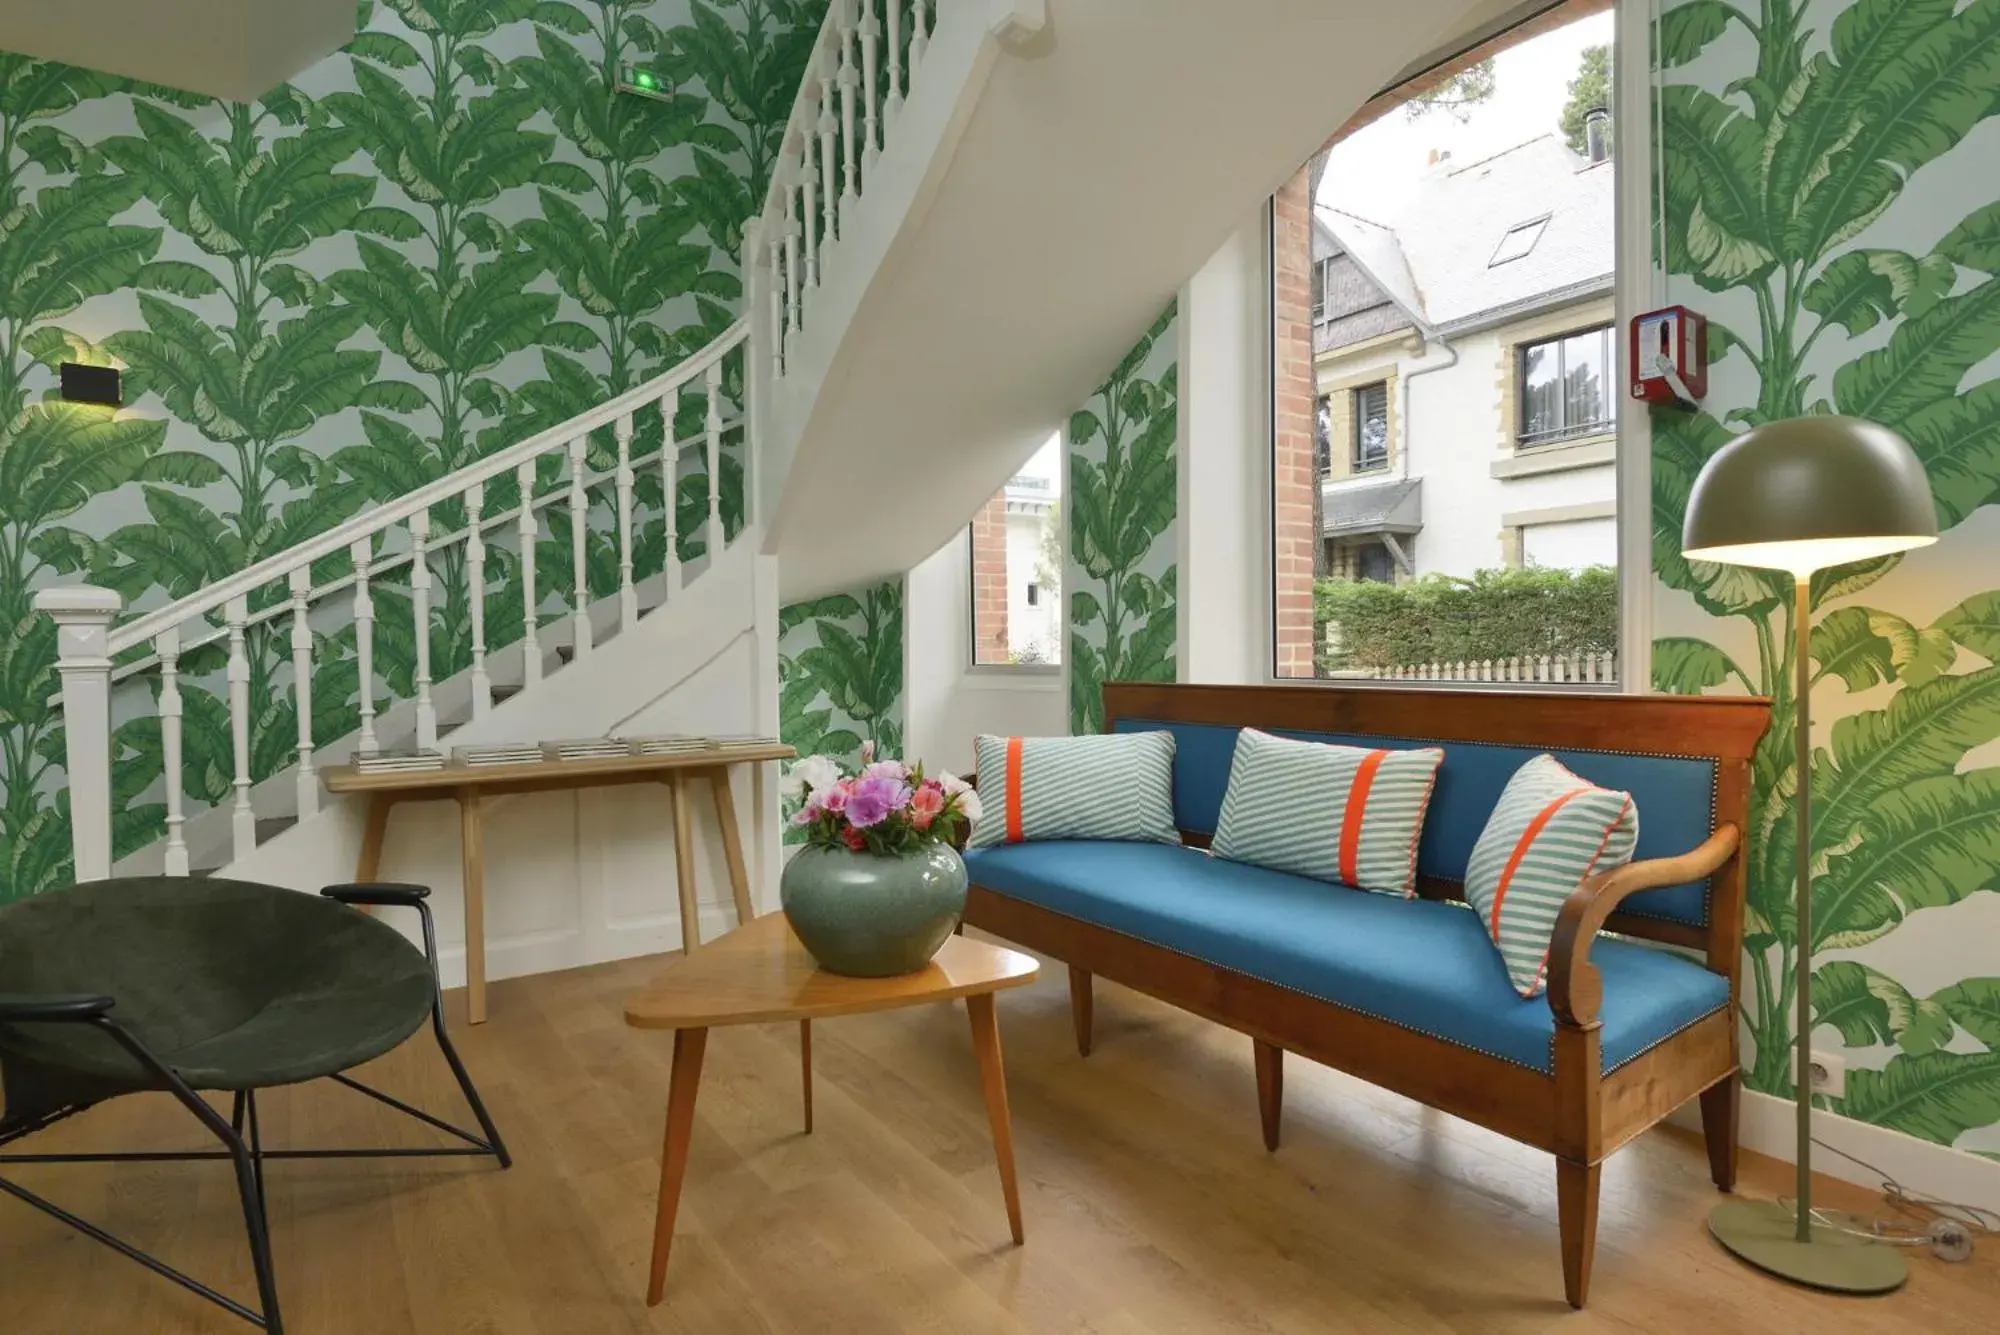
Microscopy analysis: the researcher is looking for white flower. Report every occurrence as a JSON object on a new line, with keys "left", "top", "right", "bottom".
{"left": 782, "top": 754, "right": 842, "bottom": 801}
{"left": 939, "top": 772, "right": 983, "bottom": 826}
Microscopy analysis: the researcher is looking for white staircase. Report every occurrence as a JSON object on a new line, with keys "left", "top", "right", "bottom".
{"left": 35, "top": 0, "right": 1501, "bottom": 961}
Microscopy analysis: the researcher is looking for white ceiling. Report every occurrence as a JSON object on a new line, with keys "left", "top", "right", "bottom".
{"left": 768, "top": 0, "right": 1497, "bottom": 601}
{"left": 0, "top": 0, "right": 355, "bottom": 102}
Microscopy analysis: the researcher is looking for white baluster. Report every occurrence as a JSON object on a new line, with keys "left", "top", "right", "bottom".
{"left": 466, "top": 481, "right": 492, "bottom": 718}
{"left": 910, "top": 0, "right": 929, "bottom": 83}
{"left": 352, "top": 540, "right": 379, "bottom": 755}
{"left": 768, "top": 222, "right": 786, "bottom": 381}
{"left": 838, "top": 0, "right": 860, "bottom": 218}
{"left": 858, "top": 0, "right": 881, "bottom": 177}
{"left": 801, "top": 117, "right": 821, "bottom": 292}
{"left": 567, "top": 435, "right": 592, "bottom": 659}
{"left": 817, "top": 41, "right": 840, "bottom": 247}
{"left": 615, "top": 414, "right": 638, "bottom": 628}
{"left": 662, "top": 395, "right": 683, "bottom": 593}
{"left": 706, "top": 362, "right": 726, "bottom": 554}
{"left": 289, "top": 568, "right": 317, "bottom": 819}
{"left": 783, "top": 171, "right": 802, "bottom": 348}
{"left": 886, "top": 0, "right": 903, "bottom": 126}
{"left": 410, "top": 509, "right": 436, "bottom": 751}
{"left": 35, "top": 587, "right": 121, "bottom": 880}
{"left": 517, "top": 460, "right": 542, "bottom": 686}
{"left": 156, "top": 626, "right": 188, "bottom": 876}
{"left": 226, "top": 595, "right": 255, "bottom": 860}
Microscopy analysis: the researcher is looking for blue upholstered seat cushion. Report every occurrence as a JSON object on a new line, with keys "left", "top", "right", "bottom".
{"left": 965, "top": 841, "right": 1728, "bottom": 1075}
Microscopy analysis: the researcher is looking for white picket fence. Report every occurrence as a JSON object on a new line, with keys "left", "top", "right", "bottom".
{"left": 1347, "top": 651, "right": 1618, "bottom": 685}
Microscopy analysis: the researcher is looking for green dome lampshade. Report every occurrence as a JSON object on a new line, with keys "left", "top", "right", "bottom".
{"left": 1682, "top": 416, "right": 1938, "bottom": 575}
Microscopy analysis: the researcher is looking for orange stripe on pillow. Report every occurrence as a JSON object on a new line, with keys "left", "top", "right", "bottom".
{"left": 1487, "top": 788, "right": 1587, "bottom": 936}
{"left": 1337, "top": 749, "right": 1390, "bottom": 887}
{"left": 1005, "top": 737, "right": 1026, "bottom": 844}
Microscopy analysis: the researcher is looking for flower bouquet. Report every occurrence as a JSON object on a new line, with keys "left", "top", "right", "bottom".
{"left": 783, "top": 748, "right": 982, "bottom": 853}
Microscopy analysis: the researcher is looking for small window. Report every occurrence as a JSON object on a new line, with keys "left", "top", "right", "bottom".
{"left": 1489, "top": 215, "right": 1549, "bottom": 267}
{"left": 1518, "top": 325, "right": 1613, "bottom": 448}
{"left": 969, "top": 437, "right": 1064, "bottom": 667}
{"left": 1355, "top": 541, "right": 1395, "bottom": 584}
{"left": 1351, "top": 381, "right": 1389, "bottom": 472}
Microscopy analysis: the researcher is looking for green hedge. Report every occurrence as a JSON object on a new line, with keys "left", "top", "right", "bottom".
{"left": 1315, "top": 566, "right": 1617, "bottom": 672}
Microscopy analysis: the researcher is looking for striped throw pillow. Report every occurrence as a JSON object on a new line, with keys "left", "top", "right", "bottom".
{"left": 1464, "top": 754, "right": 1639, "bottom": 998}
{"left": 966, "top": 732, "right": 1179, "bottom": 848}
{"left": 1210, "top": 729, "right": 1442, "bottom": 897}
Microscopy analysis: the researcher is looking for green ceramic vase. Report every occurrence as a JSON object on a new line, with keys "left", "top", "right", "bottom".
{"left": 780, "top": 843, "right": 968, "bottom": 977}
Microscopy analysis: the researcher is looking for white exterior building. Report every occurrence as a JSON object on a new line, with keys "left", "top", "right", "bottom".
{"left": 1001, "top": 470, "right": 1062, "bottom": 662}
{"left": 1314, "top": 132, "right": 1616, "bottom": 581}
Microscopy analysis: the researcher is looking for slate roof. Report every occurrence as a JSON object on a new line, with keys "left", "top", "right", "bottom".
{"left": 1317, "top": 134, "right": 1614, "bottom": 345}
{"left": 1322, "top": 477, "right": 1422, "bottom": 536}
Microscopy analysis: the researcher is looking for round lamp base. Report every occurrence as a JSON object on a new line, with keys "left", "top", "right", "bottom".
{"left": 1708, "top": 1200, "right": 1907, "bottom": 1294}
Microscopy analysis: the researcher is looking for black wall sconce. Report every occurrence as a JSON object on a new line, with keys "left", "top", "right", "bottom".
{"left": 59, "top": 362, "right": 121, "bottom": 407}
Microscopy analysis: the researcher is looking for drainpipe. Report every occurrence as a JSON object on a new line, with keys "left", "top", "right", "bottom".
{"left": 1398, "top": 328, "right": 1458, "bottom": 484}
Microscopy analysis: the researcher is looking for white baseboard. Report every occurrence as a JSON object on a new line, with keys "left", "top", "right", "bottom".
{"left": 1667, "top": 1088, "right": 2000, "bottom": 1216}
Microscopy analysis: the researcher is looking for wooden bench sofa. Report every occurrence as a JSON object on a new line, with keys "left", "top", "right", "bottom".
{"left": 960, "top": 682, "right": 1770, "bottom": 1307}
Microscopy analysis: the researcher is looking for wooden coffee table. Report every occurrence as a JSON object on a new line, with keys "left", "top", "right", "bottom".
{"left": 623, "top": 912, "right": 1040, "bottom": 1303}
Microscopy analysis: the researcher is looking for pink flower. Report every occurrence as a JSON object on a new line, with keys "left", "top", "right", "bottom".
{"left": 821, "top": 781, "right": 851, "bottom": 813}
{"left": 862, "top": 759, "right": 909, "bottom": 784}
{"left": 861, "top": 740, "right": 876, "bottom": 764}
{"left": 791, "top": 800, "right": 822, "bottom": 826}
{"left": 908, "top": 784, "right": 945, "bottom": 830}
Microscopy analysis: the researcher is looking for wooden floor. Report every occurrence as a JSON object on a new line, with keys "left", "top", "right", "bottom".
{"left": 3, "top": 939, "right": 1994, "bottom": 1334}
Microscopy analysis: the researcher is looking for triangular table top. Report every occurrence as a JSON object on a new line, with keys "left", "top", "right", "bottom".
{"left": 624, "top": 911, "right": 1039, "bottom": 1030}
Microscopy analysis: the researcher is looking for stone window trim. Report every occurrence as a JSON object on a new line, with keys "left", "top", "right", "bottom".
{"left": 1496, "top": 499, "right": 1616, "bottom": 569}
{"left": 1317, "top": 363, "right": 1401, "bottom": 483}
{"left": 1492, "top": 297, "right": 1618, "bottom": 457}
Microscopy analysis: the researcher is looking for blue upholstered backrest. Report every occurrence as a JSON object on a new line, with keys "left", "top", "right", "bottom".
{"left": 1112, "top": 717, "right": 1718, "bottom": 929}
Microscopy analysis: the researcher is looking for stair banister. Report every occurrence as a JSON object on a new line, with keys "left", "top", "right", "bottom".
{"left": 33, "top": 587, "right": 122, "bottom": 881}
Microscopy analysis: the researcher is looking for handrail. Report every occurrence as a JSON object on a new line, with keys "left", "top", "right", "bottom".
{"left": 108, "top": 320, "right": 747, "bottom": 654}
{"left": 76, "top": 417, "right": 744, "bottom": 694}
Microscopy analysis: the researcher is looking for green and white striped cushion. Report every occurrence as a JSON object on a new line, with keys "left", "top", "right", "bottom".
{"left": 966, "top": 732, "right": 1179, "bottom": 848}
{"left": 1210, "top": 729, "right": 1442, "bottom": 897}
{"left": 1464, "top": 754, "right": 1639, "bottom": 998}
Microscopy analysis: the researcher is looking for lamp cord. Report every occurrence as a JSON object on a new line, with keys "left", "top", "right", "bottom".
{"left": 1777, "top": 1136, "right": 2000, "bottom": 1260}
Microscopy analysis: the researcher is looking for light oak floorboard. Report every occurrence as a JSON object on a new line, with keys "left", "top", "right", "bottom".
{"left": 2, "top": 937, "right": 1994, "bottom": 1334}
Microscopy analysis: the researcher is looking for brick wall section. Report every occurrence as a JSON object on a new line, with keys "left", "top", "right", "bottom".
{"left": 1272, "top": 164, "right": 1319, "bottom": 679}
{"left": 970, "top": 493, "right": 1011, "bottom": 664}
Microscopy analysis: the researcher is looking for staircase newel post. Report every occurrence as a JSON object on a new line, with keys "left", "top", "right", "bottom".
{"left": 660, "top": 394, "right": 683, "bottom": 594}
{"left": 158, "top": 625, "right": 189, "bottom": 875}
{"left": 517, "top": 461, "right": 543, "bottom": 686}
{"left": 465, "top": 482, "right": 492, "bottom": 718}
{"left": 352, "top": 539, "right": 380, "bottom": 754}
{"left": 567, "top": 434, "right": 593, "bottom": 659}
{"left": 34, "top": 587, "right": 122, "bottom": 882}
{"left": 410, "top": 508, "right": 437, "bottom": 751}
{"left": 705, "top": 362, "right": 727, "bottom": 555}
{"left": 289, "top": 568, "right": 317, "bottom": 819}
{"left": 225, "top": 595, "right": 255, "bottom": 861}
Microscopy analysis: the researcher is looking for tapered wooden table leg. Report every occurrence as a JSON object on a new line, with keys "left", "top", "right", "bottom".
{"left": 966, "top": 993, "right": 1024, "bottom": 1244}
{"left": 800, "top": 1019, "right": 813, "bottom": 1133}
{"left": 708, "top": 766, "right": 757, "bottom": 929}
{"left": 668, "top": 772, "right": 701, "bottom": 956}
{"left": 647, "top": 1026, "right": 708, "bottom": 1306}
{"left": 457, "top": 789, "right": 487, "bottom": 1025}
{"left": 355, "top": 794, "right": 392, "bottom": 882}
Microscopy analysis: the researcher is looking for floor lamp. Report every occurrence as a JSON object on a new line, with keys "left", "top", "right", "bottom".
{"left": 1682, "top": 415, "right": 1938, "bottom": 1293}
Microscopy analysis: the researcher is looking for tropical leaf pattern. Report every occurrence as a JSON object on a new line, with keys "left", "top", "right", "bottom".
{"left": 776, "top": 583, "right": 904, "bottom": 841}
{"left": 1068, "top": 301, "right": 1178, "bottom": 735}
{"left": 1652, "top": 0, "right": 2000, "bottom": 1151}
{"left": 0, "top": 0, "right": 827, "bottom": 902}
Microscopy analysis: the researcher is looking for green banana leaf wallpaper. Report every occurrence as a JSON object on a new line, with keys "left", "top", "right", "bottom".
{"left": 1651, "top": 0, "right": 2000, "bottom": 1156}
{"left": 0, "top": 0, "right": 827, "bottom": 902}
{"left": 1068, "top": 300, "right": 1178, "bottom": 735}
{"left": 777, "top": 581, "right": 904, "bottom": 839}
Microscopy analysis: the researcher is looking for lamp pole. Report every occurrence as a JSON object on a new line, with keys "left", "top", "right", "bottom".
{"left": 1792, "top": 573, "right": 1812, "bottom": 1242}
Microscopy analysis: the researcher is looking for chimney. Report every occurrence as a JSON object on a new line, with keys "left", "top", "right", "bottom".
{"left": 1425, "top": 148, "right": 1452, "bottom": 174}
{"left": 1584, "top": 108, "right": 1610, "bottom": 164}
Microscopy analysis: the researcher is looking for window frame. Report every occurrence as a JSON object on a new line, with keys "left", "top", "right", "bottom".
{"left": 1515, "top": 323, "right": 1615, "bottom": 451}
{"left": 966, "top": 500, "right": 1061, "bottom": 675}
{"left": 1350, "top": 380, "right": 1390, "bottom": 474}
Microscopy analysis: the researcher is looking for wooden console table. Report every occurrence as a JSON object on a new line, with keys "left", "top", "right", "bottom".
{"left": 321, "top": 740, "right": 794, "bottom": 1024}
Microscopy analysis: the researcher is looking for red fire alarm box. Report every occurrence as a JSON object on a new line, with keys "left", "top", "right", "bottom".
{"left": 1630, "top": 305, "right": 1707, "bottom": 407}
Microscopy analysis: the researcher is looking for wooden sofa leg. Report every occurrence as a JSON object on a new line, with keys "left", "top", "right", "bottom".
{"left": 1254, "top": 1040, "right": 1283, "bottom": 1152}
{"left": 1556, "top": 1158, "right": 1599, "bottom": 1309}
{"left": 1699, "top": 1076, "right": 1739, "bottom": 1192}
{"left": 1068, "top": 966, "right": 1093, "bottom": 1057}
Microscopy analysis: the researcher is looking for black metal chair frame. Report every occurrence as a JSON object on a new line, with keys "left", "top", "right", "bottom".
{"left": 0, "top": 884, "right": 510, "bottom": 1334}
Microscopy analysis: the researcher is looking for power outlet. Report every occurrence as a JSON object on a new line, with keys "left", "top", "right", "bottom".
{"left": 1794, "top": 1048, "right": 1846, "bottom": 1099}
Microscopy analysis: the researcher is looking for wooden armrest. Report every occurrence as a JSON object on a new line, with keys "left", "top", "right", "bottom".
{"left": 1546, "top": 823, "right": 1741, "bottom": 1029}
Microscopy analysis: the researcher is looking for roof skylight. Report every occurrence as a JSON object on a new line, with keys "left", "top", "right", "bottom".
{"left": 1489, "top": 215, "right": 1549, "bottom": 267}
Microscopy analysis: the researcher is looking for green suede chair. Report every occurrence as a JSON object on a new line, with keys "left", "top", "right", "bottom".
{"left": 0, "top": 877, "right": 509, "bottom": 1333}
